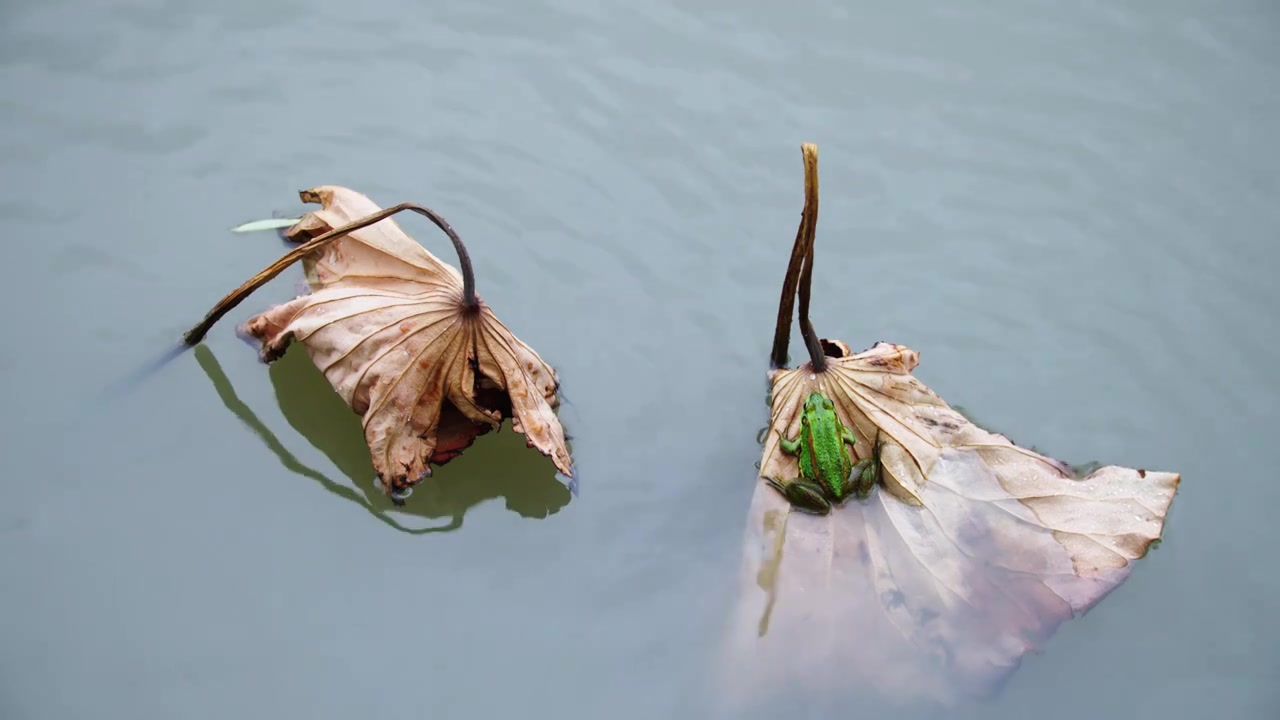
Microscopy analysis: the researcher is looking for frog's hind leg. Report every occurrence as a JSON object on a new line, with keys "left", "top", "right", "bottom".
{"left": 852, "top": 430, "right": 884, "bottom": 498}
{"left": 849, "top": 458, "right": 875, "bottom": 498}
{"left": 765, "top": 476, "right": 788, "bottom": 496}
{"left": 781, "top": 480, "right": 833, "bottom": 515}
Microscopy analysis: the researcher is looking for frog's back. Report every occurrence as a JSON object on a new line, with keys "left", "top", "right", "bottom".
{"left": 808, "top": 415, "right": 852, "bottom": 494}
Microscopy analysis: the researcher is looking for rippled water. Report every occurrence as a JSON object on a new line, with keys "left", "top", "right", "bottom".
{"left": 2, "top": 1, "right": 1277, "bottom": 718}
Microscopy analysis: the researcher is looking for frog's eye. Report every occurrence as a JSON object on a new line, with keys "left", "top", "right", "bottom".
{"left": 823, "top": 399, "right": 834, "bottom": 410}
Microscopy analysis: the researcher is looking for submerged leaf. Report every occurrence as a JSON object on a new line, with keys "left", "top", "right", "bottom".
{"left": 723, "top": 339, "right": 1179, "bottom": 705}
{"left": 238, "top": 186, "right": 572, "bottom": 499}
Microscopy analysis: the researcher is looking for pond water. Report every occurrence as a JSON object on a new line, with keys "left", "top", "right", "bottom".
{"left": 1, "top": 1, "right": 1277, "bottom": 718}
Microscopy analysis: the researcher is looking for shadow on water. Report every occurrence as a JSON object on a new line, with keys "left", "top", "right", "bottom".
{"left": 193, "top": 344, "right": 572, "bottom": 534}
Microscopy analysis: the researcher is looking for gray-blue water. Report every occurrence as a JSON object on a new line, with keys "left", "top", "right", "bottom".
{"left": 1, "top": 1, "right": 1277, "bottom": 718}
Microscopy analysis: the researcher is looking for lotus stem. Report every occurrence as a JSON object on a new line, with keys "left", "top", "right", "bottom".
{"left": 183, "top": 201, "right": 478, "bottom": 345}
{"left": 770, "top": 143, "right": 826, "bottom": 372}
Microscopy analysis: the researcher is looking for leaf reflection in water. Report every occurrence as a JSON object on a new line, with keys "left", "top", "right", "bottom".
{"left": 195, "top": 344, "right": 571, "bottom": 534}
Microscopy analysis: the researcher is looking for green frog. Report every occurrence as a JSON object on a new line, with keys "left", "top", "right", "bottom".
{"left": 766, "top": 391, "right": 881, "bottom": 515}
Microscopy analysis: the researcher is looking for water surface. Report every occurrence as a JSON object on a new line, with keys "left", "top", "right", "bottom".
{"left": 1, "top": 1, "right": 1277, "bottom": 718}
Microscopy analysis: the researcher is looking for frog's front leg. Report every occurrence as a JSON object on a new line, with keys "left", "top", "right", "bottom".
{"left": 766, "top": 477, "right": 832, "bottom": 515}
{"left": 778, "top": 431, "right": 802, "bottom": 457}
{"left": 840, "top": 427, "right": 858, "bottom": 450}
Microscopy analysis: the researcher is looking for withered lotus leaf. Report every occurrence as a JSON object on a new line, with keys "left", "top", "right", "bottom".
{"left": 727, "top": 339, "right": 1179, "bottom": 704}
{"left": 188, "top": 186, "right": 572, "bottom": 501}
{"left": 721, "top": 144, "right": 1180, "bottom": 707}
